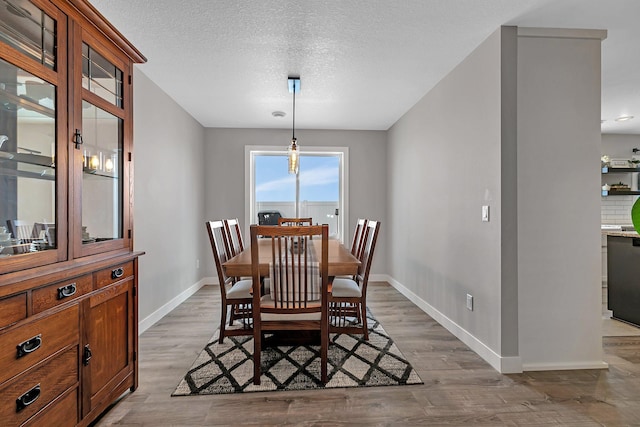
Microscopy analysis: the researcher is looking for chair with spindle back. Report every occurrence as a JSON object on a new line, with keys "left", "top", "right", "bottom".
{"left": 6, "top": 219, "right": 37, "bottom": 243}
{"left": 277, "top": 217, "right": 313, "bottom": 226}
{"left": 206, "top": 220, "right": 253, "bottom": 343}
{"left": 329, "top": 220, "right": 381, "bottom": 340}
{"left": 250, "top": 224, "right": 329, "bottom": 385}
{"left": 350, "top": 218, "right": 368, "bottom": 259}
{"left": 223, "top": 218, "right": 244, "bottom": 257}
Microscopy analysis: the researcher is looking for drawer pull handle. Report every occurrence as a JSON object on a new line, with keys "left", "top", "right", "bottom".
{"left": 57, "top": 283, "right": 77, "bottom": 299}
{"left": 16, "top": 384, "right": 40, "bottom": 412}
{"left": 16, "top": 335, "right": 42, "bottom": 358}
{"left": 111, "top": 267, "right": 125, "bottom": 279}
{"left": 83, "top": 344, "right": 92, "bottom": 366}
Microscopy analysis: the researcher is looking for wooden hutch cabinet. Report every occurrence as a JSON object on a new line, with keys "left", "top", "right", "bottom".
{"left": 0, "top": 0, "right": 145, "bottom": 425}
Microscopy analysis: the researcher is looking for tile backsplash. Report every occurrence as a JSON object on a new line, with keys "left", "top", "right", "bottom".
{"left": 601, "top": 195, "right": 639, "bottom": 224}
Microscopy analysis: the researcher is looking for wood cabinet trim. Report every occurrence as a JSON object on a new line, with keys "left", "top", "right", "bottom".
{"left": 0, "top": 251, "right": 144, "bottom": 297}
{"left": 0, "top": 2, "right": 143, "bottom": 424}
{"left": 57, "top": 0, "right": 146, "bottom": 64}
{"left": 0, "top": 306, "right": 79, "bottom": 385}
{"left": 32, "top": 275, "right": 93, "bottom": 315}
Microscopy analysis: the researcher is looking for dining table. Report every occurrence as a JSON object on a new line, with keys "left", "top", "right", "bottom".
{"left": 222, "top": 237, "right": 361, "bottom": 279}
{"left": 222, "top": 237, "right": 360, "bottom": 347}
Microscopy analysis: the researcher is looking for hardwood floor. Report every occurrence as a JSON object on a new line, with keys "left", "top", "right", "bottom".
{"left": 94, "top": 282, "right": 640, "bottom": 426}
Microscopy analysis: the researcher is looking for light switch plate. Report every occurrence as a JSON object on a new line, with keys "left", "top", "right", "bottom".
{"left": 482, "top": 205, "right": 490, "bottom": 222}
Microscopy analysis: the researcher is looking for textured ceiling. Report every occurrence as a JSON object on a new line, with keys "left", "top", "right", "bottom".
{"left": 89, "top": 0, "right": 640, "bottom": 134}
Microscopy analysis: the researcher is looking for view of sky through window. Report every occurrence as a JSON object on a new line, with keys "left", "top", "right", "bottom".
{"left": 255, "top": 155, "right": 339, "bottom": 202}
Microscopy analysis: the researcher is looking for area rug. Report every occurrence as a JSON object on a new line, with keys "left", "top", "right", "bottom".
{"left": 172, "top": 309, "right": 422, "bottom": 395}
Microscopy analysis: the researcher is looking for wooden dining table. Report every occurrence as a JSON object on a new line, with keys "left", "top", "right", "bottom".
{"left": 222, "top": 238, "right": 360, "bottom": 278}
{"left": 222, "top": 237, "right": 360, "bottom": 347}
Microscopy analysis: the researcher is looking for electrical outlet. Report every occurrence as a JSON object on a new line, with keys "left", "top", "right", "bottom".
{"left": 466, "top": 294, "right": 473, "bottom": 311}
{"left": 196, "top": 259, "right": 200, "bottom": 269}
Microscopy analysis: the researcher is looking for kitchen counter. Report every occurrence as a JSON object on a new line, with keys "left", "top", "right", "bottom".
{"left": 607, "top": 234, "right": 640, "bottom": 327}
{"left": 601, "top": 224, "right": 639, "bottom": 238}
{"left": 602, "top": 230, "right": 640, "bottom": 237}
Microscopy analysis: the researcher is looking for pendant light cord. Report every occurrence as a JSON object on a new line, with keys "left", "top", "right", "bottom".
{"left": 292, "top": 88, "right": 296, "bottom": 141}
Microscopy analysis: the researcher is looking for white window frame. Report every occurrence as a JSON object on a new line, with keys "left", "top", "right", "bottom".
{"left": 244, "top": 145, "right": 349, "bottom": 243}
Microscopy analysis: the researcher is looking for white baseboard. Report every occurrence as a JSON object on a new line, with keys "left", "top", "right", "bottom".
{"left": 523, "top": 361, "right": 609, "bottom": 371}
{"left": 383, "top": 274, "right": 523, "bottom": 374}
{"left": 138, "top": 277, "right": 215, "bottom": 334}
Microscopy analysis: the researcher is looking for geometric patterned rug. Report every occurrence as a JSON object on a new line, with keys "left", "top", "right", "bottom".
{"left": 172, "top": 309, "right": 422, "bottom": 395}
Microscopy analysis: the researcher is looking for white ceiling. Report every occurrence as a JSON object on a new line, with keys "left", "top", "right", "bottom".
{"left": 89, "top": 0, "right": 640, "bottom": 134}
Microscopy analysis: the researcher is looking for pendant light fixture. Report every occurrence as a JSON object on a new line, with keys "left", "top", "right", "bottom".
{"left": 287, "top": 77, "right": 300, "bottom": 174}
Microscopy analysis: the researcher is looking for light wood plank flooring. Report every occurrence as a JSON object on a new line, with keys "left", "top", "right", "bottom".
{"left": 94, "top": 282, "right": 640, "bottom": 426}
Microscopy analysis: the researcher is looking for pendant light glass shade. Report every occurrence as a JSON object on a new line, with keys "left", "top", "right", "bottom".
{"left": 287, "top": 77, "right": 300, "bottom": 175}
{"left": 288, "top": 137, "right": 299, "bottom": 174}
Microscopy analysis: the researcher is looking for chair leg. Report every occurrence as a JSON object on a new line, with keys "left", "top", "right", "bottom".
{"left": 321, "top": 319, "right": 328, "bottom": 384}
{"left": 220, "top": 303, "right": 229, "bottom": 344}
{"left": 360, "top": 301, "right": 368, "bottom": 341}
{"left": 253, "top": 330, "right": 261, "bottom": 385}
{"left": 229, "top": 303, "right": 236, "bottom": 326}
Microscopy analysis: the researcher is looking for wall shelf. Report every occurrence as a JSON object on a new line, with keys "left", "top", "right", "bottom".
{"left": 0, "top": 87, "right": 55, "bottom": 118}
{"left": 602, "top": 166, "right": 640, "bottom": 196}
{"left": 602, "top": 190, "right": 640, "bottom": 197}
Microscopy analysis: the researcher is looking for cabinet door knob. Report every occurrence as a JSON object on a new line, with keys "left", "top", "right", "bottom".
{"left": 16, "top": 335, "right": 42, "bottom": 358}
{"left": 83, "top": 344, "right": 92, "bottom": 366}
{"left": 16, "top": 384, "right": 40, "bottom": 412}
{"left": 111, "top": 267, "right": 124, "bottom": 279}
{"left": 57, "top": 283, "right": 77, "bottom": 299}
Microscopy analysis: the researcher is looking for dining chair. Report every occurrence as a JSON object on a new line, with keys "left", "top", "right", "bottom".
{"left": 6, "top": 219, "right": 37, "bottom": 243}
{"left": 350, "top": 218, "right": 368, "bottom": 258}
{"left": 277, "top": 217, "right": 313, "bottom": 226}
{"left": 329, "top": 220, "right": 381, "bottom": 340}
{"left": 206, "top": 220, "right": 253, "bottom": 343}
{"left": 250, "top": 224, "right": 330, "bottom": 385}
{"left": 223, "top": 218, "right": 244, "bottom": 257}
{"left": 33, "top": 222, "right": 56, "bottom": 246}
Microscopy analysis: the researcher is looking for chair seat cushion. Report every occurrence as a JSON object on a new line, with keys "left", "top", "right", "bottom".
{"left": 227, "top": 279, "right": 252, "bottom": 299}
{"left": 331, "top": 278, "right": 361, "bottom": 298}
{"left": 259, "top": 295, "right": 322, "bottom": 321}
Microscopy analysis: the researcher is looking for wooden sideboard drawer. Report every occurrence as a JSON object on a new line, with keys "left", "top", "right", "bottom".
{"left": 0, "top": 305, "right": 79, "bottom": 385}
{"left": 95, "top": 261, "right": 134, "bottom": 289}
{"left": 23, "top": 388, "right": 77, "bottom": 427}
{"left": 0, "top": 346, "right": 77, "bottom": 427}
{"left": 32, "top": 275, "right": 93, "bottom": 315}
{"left": 0, "top": 293, "right": 28, "bottom": 330}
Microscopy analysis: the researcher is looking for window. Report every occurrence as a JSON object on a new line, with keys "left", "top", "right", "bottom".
{"left": 246, "top": 146, "right": 348, "bottom": 241}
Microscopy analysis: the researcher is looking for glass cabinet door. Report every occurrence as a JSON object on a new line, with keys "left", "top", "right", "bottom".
{"left": 0, "top": 0, "right": 66, "bottom": 272}
{"left": 81, "top": 101, "right": 122, "bottom": 243}
{"left": 74, "top": 33, "right": 130, "bottom": 257}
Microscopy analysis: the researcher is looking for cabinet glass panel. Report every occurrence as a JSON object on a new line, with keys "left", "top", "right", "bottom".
{"left": 81, "top": 101, "right": 122, "bottom": 243}
{"left": 0, "top": 0, "right": 56, "bottom": 69}
{"left": 82, "top": 43, "right": 123, "bottom": 107}
{"left": 0, "top": 58, "right": 56, "bottom": 256}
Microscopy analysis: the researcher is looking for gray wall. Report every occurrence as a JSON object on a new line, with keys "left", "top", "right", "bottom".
{"left": 386, "top": 26, "right": 605, "bottom": 372}
{"left": 133, "top": 68, "right": 206, "bottom": 323}
{"left": 387, "top": 29, "right": 505, "bottom": 358}
{"left": 203, "top": 128, "right": 387, "bottom": 279}
{"left": 516, "top": 28, "right": 604, "bottom": 370}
